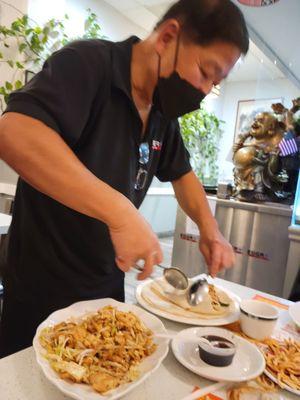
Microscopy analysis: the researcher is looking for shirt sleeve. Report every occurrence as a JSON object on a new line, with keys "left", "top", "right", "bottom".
{"left": 3, "top": 41, "right": 107, "bottom": 147}
{"left": 156, "top": 119, "right": 192, "bottom": 182}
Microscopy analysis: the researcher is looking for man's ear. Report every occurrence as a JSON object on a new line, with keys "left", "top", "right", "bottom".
{"left": 154, "top": 19, "right": 180, "bottom": 56}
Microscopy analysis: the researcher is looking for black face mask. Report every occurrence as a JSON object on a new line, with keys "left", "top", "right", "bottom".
{"left": 153, "top": 36, "right": 206, "bottom": 120}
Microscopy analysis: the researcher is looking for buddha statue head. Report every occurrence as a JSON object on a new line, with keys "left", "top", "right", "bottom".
{"left": 250, "top": 112, "right": 278, "bottom": 139}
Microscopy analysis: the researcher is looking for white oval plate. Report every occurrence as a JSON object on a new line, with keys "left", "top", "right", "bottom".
{"left": 289, "top": 301, "right": 300, "bottom": 328}
{"left": 33, "top": 298, "right": 169, "bottom": 400}
{"left": 136, "top": 279, "right": 240, "bottom": 326}
{"left": 171, "top": 327, "right": 265, "bottom": 382}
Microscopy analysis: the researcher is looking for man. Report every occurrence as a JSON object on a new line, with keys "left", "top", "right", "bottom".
{"left": 0, "top": 0, "right": 248, "bottom": 357}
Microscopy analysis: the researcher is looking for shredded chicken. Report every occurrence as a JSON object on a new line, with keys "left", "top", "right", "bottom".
{"left": 39, "top": 306, "right": 157, "bottom": 394}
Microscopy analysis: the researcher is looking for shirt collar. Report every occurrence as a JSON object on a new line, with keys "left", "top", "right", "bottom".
{"left": 111, "top": 36, "right": 140, "bottom": 99}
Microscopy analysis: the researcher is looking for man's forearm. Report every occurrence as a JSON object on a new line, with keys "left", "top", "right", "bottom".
{"left": 0, "top": 112, "right": 134, "bottom": 227}
{"left": 172, "top": 171, "right": 218, "bottom": 234}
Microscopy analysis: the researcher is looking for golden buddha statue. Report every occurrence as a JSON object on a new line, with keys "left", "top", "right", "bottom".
{"left": 233, "top": 111, "right": 288, "bottom": 202}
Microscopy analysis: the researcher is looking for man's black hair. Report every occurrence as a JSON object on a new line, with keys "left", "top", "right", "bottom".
{"left": 156, "top": 0, "right": 249, "bottom": 55}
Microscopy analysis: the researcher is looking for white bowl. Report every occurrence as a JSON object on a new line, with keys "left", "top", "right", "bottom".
{"left": 289, "top": 301, "right": 300, "bottom": 329}
{"left": 240, "top": 300, "right": 278, "bottom": 340}
{"left": 198, "top": 328, "right": 237, "bottom": 367}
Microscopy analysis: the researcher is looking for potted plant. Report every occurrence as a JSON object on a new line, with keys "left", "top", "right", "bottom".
{"left": 0, "top": 7, "right": 104, "bottom": 112}
{"left": 179, "top": 104, "right": 224, "bottom": 188}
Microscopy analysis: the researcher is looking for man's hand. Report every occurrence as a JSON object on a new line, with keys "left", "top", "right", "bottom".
{"left": 109, "top": 206, "right": 163, "bottom": 280}
{"left": 172, "top": 171, "right": 235, "bottom": 277}
{"left": 199, "top": 226, "right": 235, "bottom": 277}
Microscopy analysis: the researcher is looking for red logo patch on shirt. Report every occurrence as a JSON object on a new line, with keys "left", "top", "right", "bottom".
{"left": 152, "top": 140, "right": 162, "bottom": 151}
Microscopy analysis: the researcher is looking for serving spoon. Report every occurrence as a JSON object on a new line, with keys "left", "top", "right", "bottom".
{"left": 134, "top": 264, "right": 189, "bottom": 294}
{"left": 186, "top": 276, "right": 210, "bottom": 306}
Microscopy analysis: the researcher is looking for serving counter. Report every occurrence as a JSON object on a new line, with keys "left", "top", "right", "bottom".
{"left": 172, "top": 198, "right": 293, "bottom": 297}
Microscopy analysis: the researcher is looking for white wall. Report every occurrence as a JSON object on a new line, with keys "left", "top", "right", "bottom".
{"left": 0, "top": 0, "right": 28, "bottom": 185}
{"left": 140, "top": 194, "right": 177, "bottom": 235}
{"left": 0, "top": 0, "right": 28, "bottom": 28}
{"left": 28, "top": 0, "right": 148, "bottom": 41}
{"left": 215, "top": 77, "right": 300, "bottom": 181}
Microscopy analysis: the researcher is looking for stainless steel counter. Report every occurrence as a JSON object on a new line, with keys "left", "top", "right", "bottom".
{"left": 172, "top": 197, "right": 293, "bottom": 297}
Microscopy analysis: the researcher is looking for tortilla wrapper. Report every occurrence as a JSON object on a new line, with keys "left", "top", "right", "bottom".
{"left": 141, "top": 278, "right": 233, "bottom": 320}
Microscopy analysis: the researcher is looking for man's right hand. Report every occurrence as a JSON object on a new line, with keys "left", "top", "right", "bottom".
{"left": 109, "top": 206, "right": 163, "bottom": 280}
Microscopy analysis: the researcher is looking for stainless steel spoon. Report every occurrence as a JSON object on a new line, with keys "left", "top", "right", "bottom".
{"left": 163, "top": 266, "right": 189, "bottom": 292}
{"left": 186, "top": 277, "right": 210, "bottom": 306}
{"left": 154, "top": 333, "right": 213, "bottom": 347}
{"left": 133, "top": 264, "right": 189, "bottom": 294}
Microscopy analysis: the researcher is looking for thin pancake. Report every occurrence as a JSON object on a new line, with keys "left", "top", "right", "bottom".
{"left": 141, "top": 279, "right": 232, "bottom": 319}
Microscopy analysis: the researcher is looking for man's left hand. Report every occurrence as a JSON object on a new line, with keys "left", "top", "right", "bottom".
{"left": 199, "top": 227, "right": 235, "bottom": 277}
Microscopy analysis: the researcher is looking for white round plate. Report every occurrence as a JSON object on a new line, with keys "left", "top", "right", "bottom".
{"left": 136, "top": 279, "right": 240, "bottom": 326}
{"left": 33, "top": 298, "right": 169, "bottom": 400}
{"left": 289, "top": 301, "right": 300, "bottom": 328}
{"left": 171, "top": 327, "right": 265, "bottom": 382}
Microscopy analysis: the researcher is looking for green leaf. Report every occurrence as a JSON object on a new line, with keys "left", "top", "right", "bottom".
{"left": 0, "top": 87, "right": 7, "bottom": 95}
{"left": 15, "top": 80, "right": 23, "bottom": 90}
{"left": 11, "top": 20, "right": 21, "bottom": 31}
{"left": 18, "top": 43, "right": 27, "bottom": 52}
{"left": 16, "top": 61, "right": 24, "bottom": 69}
{"left": 43, "top": 26, "right": 50, "bottom": 35}
{"left": 7, "top": 60, "right": 14, "bottom": 68}
{"left": 5, "top": 81, "right": 13, "bottom": 90}
{"left": 0, "top": 52, "right": 3, "bottom": 59}
{"left": 22, "top": 15, "right": 29, "bottom": 26}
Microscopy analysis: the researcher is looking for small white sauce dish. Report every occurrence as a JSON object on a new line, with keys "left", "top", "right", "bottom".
{"left": 240, "top": 299, "right": 279, "bottom": 340}
{"left": 198, "top": 328, "right": 237, "bottom": 367}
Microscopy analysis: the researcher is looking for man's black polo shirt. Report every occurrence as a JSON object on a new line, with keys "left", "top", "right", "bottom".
{"left": 2, "top": 36, "right": 191, "bottom": 302}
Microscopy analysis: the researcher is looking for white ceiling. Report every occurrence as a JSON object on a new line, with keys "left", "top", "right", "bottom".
{"left": 227, "top": 40, "right": 284, "bottom": 82}
{"left": 231, "top": 0, "right": 300, "bottom": 87}
{"left": 103, "top": 0, "right": 299, "bottom": 86}
{"left": 144, "top": 1, "right": 173, "bottom": 17}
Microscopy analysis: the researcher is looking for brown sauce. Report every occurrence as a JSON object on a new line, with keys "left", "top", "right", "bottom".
{"left": 202, "top": 335, "right": 234, "bottom": 349}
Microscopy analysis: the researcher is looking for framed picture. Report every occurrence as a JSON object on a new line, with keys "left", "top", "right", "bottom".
{"left": 25, "top": 70, "right": 35, "bottom": 84}
{"left": 234, "top": 97, "right": 283, "bottom": 143}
